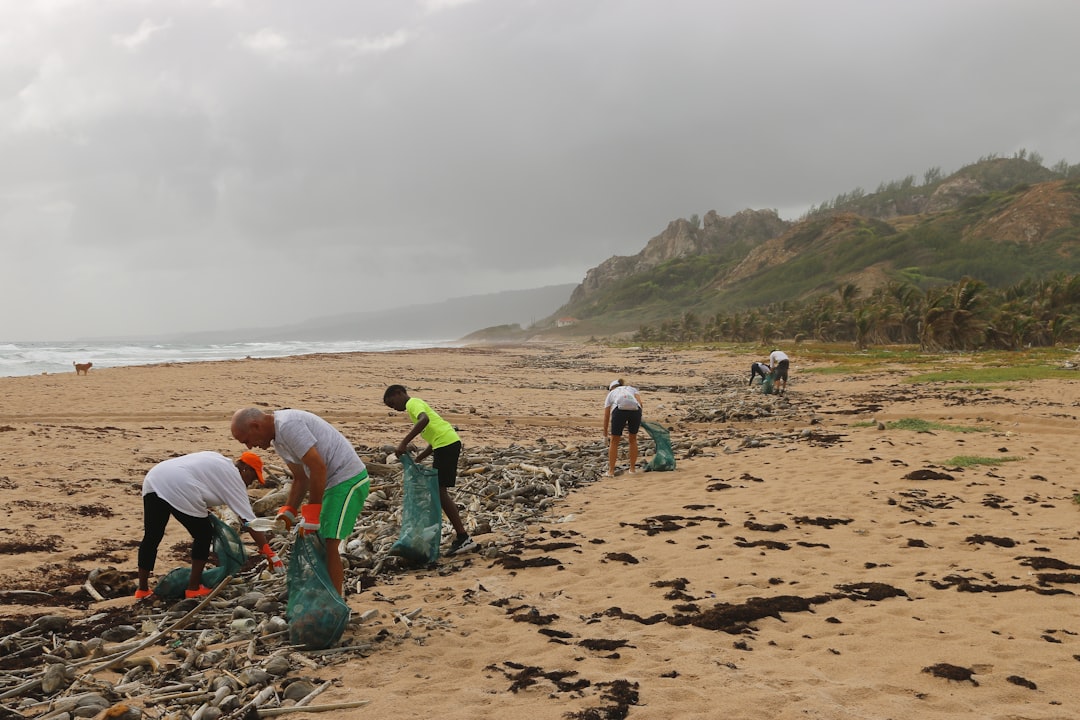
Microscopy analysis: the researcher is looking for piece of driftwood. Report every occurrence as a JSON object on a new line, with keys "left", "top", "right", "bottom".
{"left": 83, "top": 579, "right": 106, "bottom": 602}
{"left": 256, "top": 700, "right": 369, "bottom": 716}
{"left": 293, "top": 681, "right": 331, "bottom": 707}
{"left": 225, "top": 683, "right": 277, "bottom": 720}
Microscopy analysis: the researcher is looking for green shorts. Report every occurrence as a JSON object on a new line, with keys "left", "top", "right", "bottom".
{"left": 320, "top": 470, "right": 369, "bottom": 540}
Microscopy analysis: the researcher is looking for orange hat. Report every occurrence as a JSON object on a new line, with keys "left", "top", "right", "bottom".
{"left": 239, "top": 451, "right": 265, "bottom": 484}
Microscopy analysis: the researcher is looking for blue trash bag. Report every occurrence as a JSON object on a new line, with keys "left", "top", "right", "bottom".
{"left": 388, "top": 454, "right": 443, "bottom": 565}
{"left": 642, "top": 421, "right": 676, "bottom": 472}
{"left": 153, "top": 514, "right": 247, "bottom": 599}
{"left": 286, "top": 533, "right": 351, "bottom": 650}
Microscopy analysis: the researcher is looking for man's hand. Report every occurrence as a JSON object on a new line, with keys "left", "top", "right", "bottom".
{"left": 395, "top": 441, "right": 409, "bottom": 458}
{"left": 298, "top": 503, "right": 322, "bottom": 536}
{"left": 260, "top": 543, "right": 284, "bottom": 574}
{"left": 276, "top": 505, "right": 298, "bottom": 531}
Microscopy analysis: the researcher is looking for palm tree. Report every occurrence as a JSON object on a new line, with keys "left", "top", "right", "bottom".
{"left": 679, "top": 312, "right": 701, "bottom": 341}
{"left": 853, "top": 308, "right": 874, "bottom": 350}
{"left": 759, "top": 322, "right": 777, "bottom": 347}
{"left": 920, "top": 278, "right": 987, "bottom": 350}
{"left": 837, "top": 282, "right": 860, "bottom": 311}
{"left": 634, "top": 324, "right": 656, "bottom": 343}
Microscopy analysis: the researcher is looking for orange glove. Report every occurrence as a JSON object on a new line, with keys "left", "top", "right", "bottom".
{"left": 297, "top": 503, "right": 321, "bottom": 536}
{"left": 276, "top": 505, "right": 298, "bottom": 531}
{"left": 260, "top": 543, "right": 284, "bottom": 574}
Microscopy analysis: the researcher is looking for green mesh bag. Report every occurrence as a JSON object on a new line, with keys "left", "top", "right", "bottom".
{"left": 153, "top": 514, "right": 247, "bottom": 598}
{"left": 762, "top": 373, "right": 776, "bottom": 395}
{"left": 286, "top": 533, "right": 351, "bottom": 650}
{"left": 388, "top": 454, "right": 443, "bottom": 565}
{"left": 642, "top": 421, "right": 676, "bottom": 472}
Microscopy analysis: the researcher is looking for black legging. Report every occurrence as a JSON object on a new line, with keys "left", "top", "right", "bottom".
{"left": 138, "top": 492, "right": 214, "bottom": 571}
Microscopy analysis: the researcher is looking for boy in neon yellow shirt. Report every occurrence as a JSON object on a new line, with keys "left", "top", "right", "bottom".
{"left": 383, "top": 384, "right": 477, "bottom": 555}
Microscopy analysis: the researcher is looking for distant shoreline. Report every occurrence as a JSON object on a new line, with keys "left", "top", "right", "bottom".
{"left": 0, "top": 337, "right": 460, "bottom": 378}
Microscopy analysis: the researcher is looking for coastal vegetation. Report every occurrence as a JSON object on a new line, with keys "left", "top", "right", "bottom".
{"left": 885, "top": 419, "right": 989, "bottom": 434}
{"left": 942, "top": 455, "right": 1024, "bottom": 468}
{"left": 630, "top": 272, "right": 1080, "bottom": 350}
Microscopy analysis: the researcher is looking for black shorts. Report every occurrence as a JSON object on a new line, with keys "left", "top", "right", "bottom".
{"left": 610, "top": 408, "right": 642, "bottom": 436}
{"left": 432, "top": 440, "right": 462, "bottom": 488}
{"left": 774, "top": 359, "right": 789, "bottom": 382}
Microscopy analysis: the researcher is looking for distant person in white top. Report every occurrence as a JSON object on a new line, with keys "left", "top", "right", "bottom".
{"left": 769, "top": 349, "right": 790, "bottom": 395}
{"left": 136, "top": 451, "right": 281, "bottom": 601}
{"left": 603, "top": 379, "right": 643, "bottom": 477}
{"left": 230, "top": 407, "right": 370, "bottom": 597}
{"left": 749, "top": 361, "right": 771, "bottom": 386}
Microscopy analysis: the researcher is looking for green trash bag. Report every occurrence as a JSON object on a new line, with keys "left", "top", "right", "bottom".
{"left": 286, "top": 533, "right": 351, "bottom": 650}
{"left": 388, "top": 454, "right": 443, "bottom": 565}
{"left": 762, "top": 373, "right": 776, "bottom": 395}
{"left": 642, "top": 421, "right": 676, "bottom": 472}
{"left": 153, "top": 514, "right": 248, "bottom": 599}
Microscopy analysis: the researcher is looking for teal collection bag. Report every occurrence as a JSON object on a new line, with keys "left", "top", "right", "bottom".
{"left": 389, "top": 454, "right": 443, "bottom": 565}
{"left": 286, "top": 533, "right": 351, "bottom": 650}
{"left": 154, "top": 514, "right": 247, "bottom": 599}
{"left": 762, "top": 373, "right": 776, "bottom": 395}
{"left": 642, "top": 421, "right": 676, "bottom": 472}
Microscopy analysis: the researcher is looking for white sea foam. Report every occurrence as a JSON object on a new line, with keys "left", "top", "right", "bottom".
{"left": 0, "top": 338, "right": 453, "bottom": 377}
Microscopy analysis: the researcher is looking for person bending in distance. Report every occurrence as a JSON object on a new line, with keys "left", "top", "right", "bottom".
{"left": 230, "top": 407, "right": 369, "bottom": 596}
{"left": 749, "top": 361, "right": 771, "bottom": 386}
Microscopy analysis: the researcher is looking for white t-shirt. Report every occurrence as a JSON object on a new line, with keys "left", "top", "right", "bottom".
{"left": 604, "top": 385, "right": 641, "bottom": 411}
{"left": 769, "top": 350, "right": 789, "bottom": 367}
{"left": 272, "top": 409, "right": 366, "bottom": 491}
{"left": 142, "top": 451, "right": 256, "bottom": 521}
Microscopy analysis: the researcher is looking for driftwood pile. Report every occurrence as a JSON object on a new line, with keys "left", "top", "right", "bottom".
{"left": 0, "top": 438, "right": 658, "bottom": 720}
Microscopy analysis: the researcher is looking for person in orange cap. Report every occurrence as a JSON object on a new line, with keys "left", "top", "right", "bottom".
{"left": 135, "top": 450, "right": 283, "bottom": 601}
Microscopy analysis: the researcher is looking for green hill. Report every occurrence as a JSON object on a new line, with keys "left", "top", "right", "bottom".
{"left": 543, "top": 155, "right": 1080, "bottom": 350}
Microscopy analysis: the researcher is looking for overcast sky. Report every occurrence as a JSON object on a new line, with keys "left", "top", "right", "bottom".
{"left": 3, "top": 0, "right": 1079, "bottom": 341}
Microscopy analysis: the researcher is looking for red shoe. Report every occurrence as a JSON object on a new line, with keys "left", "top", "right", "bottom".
{"left": 134, "top": 589, "right": 154, "bottom": 600}
{"left": 185, "top": 586, "right": 212, "bottom": 599}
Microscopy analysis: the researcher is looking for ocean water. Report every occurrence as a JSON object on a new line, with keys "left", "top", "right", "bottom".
{"left": 0, "top": 339, "right": 454, "bottom": 378}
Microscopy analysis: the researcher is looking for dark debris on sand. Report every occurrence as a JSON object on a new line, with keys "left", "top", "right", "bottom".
{"left": 922, "top": 663, "right": 979, "bottom": 686}
{"left": 603, "top": 581, "right": 909, "bottom": 635}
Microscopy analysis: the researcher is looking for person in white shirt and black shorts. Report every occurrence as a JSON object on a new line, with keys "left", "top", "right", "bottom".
{"left": 603, "top": 378, "right": 643, "bottom": 477}
{"left": 769, "top": 349, "right": 790, "bottom": 395}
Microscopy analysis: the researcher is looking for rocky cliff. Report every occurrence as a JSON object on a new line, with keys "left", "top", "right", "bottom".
{"left": 569, "top": 208, "right": 789, "bottom": 304}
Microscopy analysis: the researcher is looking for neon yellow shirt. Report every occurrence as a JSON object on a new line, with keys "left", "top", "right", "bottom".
{"left": 406, "top": 397, "right": 460, "bottom": 449}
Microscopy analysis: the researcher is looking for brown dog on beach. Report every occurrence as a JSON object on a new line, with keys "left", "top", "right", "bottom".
{"left": 74, "top": 362, "right": 93, "bottom": 375}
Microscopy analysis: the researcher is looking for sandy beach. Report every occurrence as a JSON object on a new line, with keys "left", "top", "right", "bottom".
{"left": 2, "top": 342, "right": 1080, "bottom": 719}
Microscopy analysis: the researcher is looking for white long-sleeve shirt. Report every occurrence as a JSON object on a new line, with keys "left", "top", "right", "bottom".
{"left": 142, "top": 451, "right": 256, "bottom": 521}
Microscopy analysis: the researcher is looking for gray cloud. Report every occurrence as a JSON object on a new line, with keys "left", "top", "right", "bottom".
{"left": 2, "top": 0, "right": 1079, "bottom": 339}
